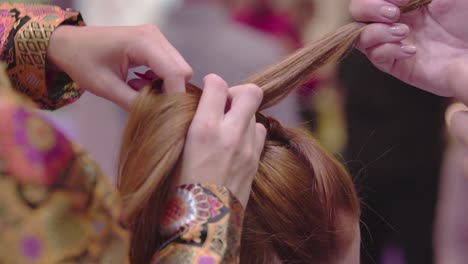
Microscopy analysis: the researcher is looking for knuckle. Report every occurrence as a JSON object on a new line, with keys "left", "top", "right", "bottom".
{"left": 205, "top": 74, "right": 227, "bottom": 87}
{"left": 244, "top": 149, "right": 259, "bottom": 169}
{"left": 184, "top": 65, "right": 194, "bottom": 79}
{"left": 140, "top": 24, "right": 161, "bottom": 34}
{"left": 369, "top": 53, "right": 388, "bottom": 64}
{"left": 256, "top": 124, "right": 267, "bottom": 139}
{"left": 367, "top": 47, "right": 389, "bottom": 63}
{"left": 133, "top": 25, "right": 160, "bottom": 40}
{"left": 221, "top": 135, "right": 240, "bottom": 152}
{"left": 349, "top": 2, "right": 368, "bottom": 21}
{"left": 189, "top": 120, "right": 218, "bottom": 142}
{"left": 244, "top": 84, "right": 263, "bottom": 101}
{"left": 245, "top": 148, "right": 256, "bottom": 161}
{"left": 170, "top": 67, "right": 191, "bottom": 79}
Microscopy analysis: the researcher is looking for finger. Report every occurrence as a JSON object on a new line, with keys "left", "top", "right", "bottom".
{"left": 449, "top": 110, "right": 468, "bottom": 147}
{"left": 98, "top": 71, "right": 138, "bottom": 110}
{"left": 356, "top": 23, "right": 410, "bottom": 51}
{"left": 128, "top": 25, "right": 193, "bottom": 93}
{"left": 255, "top": 123, "right": 267, "bottom": 158}
{"left": 158, "top": 34, "right": 194, "bottom": 79}
{"left": 134, "top": 70, "right": 158, "bottom": 80}
{"left": 365, "top": 42, "right": 416, "bottom": 72}
{"left": 225, "top": 84, "right": 263, "bottom": 131}
{"left": 446, "top": 103, "right": 468, "bottom": 127}
{"left": 350, "top": 0, "right": 402, "bottom": 23}
{"left": 128, "top": 78, "right": 152, "bottom": 91}
{"left": 150, "top": 29, "right": 192, "bottom": 93}
{"left": 162, "top": 77, "right": 188, "bottom": 94}
{"left": 193, "top": 74, "right": 229, "bottom": 123}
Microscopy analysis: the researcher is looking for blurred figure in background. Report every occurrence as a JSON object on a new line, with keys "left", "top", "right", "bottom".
{"left": 434, "top": 103, "right": 468, "bottom": 264}
{"left": 294, "top": 0, "right": 349, "bottom": 154}
{"left": 233, "top": 0, "right": 350, "bottom": 153}
{"left": 233, "top": 0, "right": 308, "bottom": 50}
{"left": 434, "top": 132, "right": 468, "bottom": 264}
{"left": 161, "top": 0, "right": 301, "bottom": 126}
{"left": 339, "top": 50, "right": 446, "bottom": 264}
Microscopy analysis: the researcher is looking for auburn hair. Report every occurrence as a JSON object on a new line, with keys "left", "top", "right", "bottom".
{"left": 117, "top": 1, "right": 430, "bottom": 263}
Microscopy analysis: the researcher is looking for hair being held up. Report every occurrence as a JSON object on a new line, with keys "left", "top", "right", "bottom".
{"left": 118, "top": 0, "right": 431, "bottom": 263}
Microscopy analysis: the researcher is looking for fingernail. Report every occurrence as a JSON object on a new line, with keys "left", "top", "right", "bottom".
{"left": 389, "top": 25, "right": 408, "bottom": 36}
{"left": 401, "top": 44, "right": 417, "bottom": 54}
{"left": 144, "top": 70, "right": 158, "bottom": 79}
{"left": 135, "top": 72, "right": 152, "bottom": 80}
{"left": 135, "top": 71, "right": 158, "bottom": 80}
{"left": 380, "top": 6, "right": 399, "bottom": 19}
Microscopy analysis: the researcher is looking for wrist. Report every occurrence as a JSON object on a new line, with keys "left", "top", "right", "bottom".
{"left": 47, "top": 26, "right": 77, "bottom": 73}
{"left": 161, "top": 183, "right": 244, "bottom": 238}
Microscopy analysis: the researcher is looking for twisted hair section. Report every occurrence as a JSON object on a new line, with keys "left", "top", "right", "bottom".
{"left": 118, "top": 1, "right": 430, "bottom": 263}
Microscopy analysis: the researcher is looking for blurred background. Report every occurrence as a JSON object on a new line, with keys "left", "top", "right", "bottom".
{"left": 15, "top": 0, "right": 468, "bottom": 263}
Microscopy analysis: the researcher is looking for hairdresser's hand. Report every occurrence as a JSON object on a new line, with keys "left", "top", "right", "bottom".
{"left": 446, "top": 61, "right": 468, "bottom": 176}
{"left": 179, "top": 74, "right": 267, "bottom": 207}
{"left": 447, "top": 103, "right": 468, "bottom": 177}
{"left": 350, "top": 0, "right": 468, "bottom": 96}
{"left": 47, "top": 25, "right": 192, "bottom": 109}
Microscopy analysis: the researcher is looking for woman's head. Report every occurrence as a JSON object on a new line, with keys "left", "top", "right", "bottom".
{"left": 118, "top": 83, "right": 360, "bottom": 263}
{"left": 240, "top": 116, "right": 360, "bottom": 263}
{"left": 118, "top": 1, "right": 429, "bottom": 262}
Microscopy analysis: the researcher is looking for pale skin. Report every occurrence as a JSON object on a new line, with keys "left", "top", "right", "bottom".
{"left": 350, "top": 0, "right": 468, "bottom": 174}
{"left": 347, "top": 0, "right": 468, "bottom": 260}
{"left": 46, "top": 18, "right": 360, "bottom": 261}
{"left": 179, "top": 74, "right": 266, "bottom": 208}
{"left": 351, "top": 0, "right": 468, "bottom": 96}
{"left": 445, "top": 61, "right": 468, "bottom": 177}
{"left": 47, "top": 24, "right": 266, "bottom": 206}
{"left": 47, "top": 25, "right": 193, "bottom": 110}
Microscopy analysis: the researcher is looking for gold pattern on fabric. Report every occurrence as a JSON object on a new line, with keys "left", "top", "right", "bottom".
{"left": 155, "top": 184, "right": 244, "bottom": 264}
{"left": 0, "top": 3, "right": 84, "bottom": 110}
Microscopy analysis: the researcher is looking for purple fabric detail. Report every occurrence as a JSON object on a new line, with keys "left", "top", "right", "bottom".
{"left": 21, "top": 236, "right": 42, "bottom": 260}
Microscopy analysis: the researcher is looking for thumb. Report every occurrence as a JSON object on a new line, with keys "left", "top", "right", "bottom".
{"left": 447, "top": 103, "right": 468, "bottom": 146}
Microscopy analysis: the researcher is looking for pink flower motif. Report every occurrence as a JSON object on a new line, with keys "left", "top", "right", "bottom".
{"left": 0, "top": 105, "right": 74, "bottom": 186}
{"left": 207, "top": 195, "right": 222, "bottom": 217}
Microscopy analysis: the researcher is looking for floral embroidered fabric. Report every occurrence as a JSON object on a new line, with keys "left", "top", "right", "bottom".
{"left": 0, "top": 87, "right": 130, "bottom": 263}
{"left": 156, "top": 184, "right": 244, "bottom": 264}
{"left": 0, "top": 4, "right": 245, "bottom": 264}
{"left": 0, "top": 3, "right": 84, "bottom": 110}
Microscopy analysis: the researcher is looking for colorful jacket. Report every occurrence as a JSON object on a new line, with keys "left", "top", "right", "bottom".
{"left": 0, "top": 3, "right": 243, "bottom": 263}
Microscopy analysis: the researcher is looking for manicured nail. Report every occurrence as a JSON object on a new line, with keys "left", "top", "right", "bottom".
{"left": 380, "top": 6, "right": 399, "bottom": 19}
{"left": 401, "top": 44, "right": 417, "bottom": 54}
{"left": 389, "top": 25, "right": 408, "bottom": 36}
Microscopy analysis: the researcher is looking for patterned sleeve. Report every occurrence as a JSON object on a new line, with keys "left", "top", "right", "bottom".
{"left": 0, "top": 74, "right": 130, "bottom": 263}
{"left": 153, "top": 183, "right": 244, "bottom": 264}
{"left": 0, "top": 3, "right": 84, "bottom": 110}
